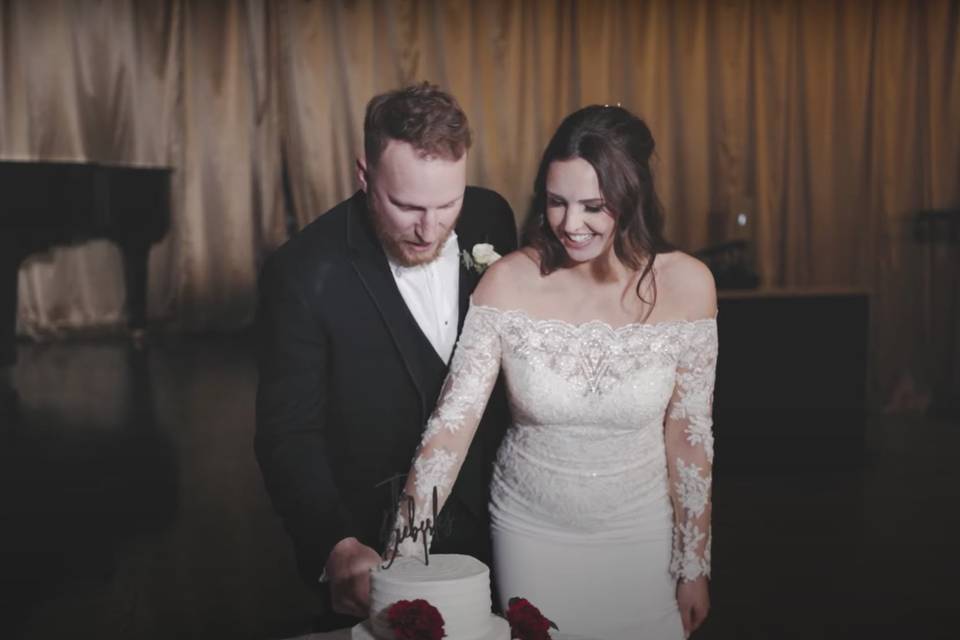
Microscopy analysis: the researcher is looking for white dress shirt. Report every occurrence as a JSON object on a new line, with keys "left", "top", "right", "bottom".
{"left": 387, "top": 232, "right": 461, "bottom": 364}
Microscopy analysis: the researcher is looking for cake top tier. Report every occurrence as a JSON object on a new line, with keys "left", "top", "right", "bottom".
{"left": 375, "top": 554, "right": 487, "bottom": 585}
{"left": 368, "top": 554, "right": 505, "bottom": 640}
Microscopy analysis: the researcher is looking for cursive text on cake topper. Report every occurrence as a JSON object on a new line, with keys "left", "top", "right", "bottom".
{"left": 382, "top": 486, "right": 440, "bottom": 570}
{"left": 377, "top": 474, "right": 454, "bottom": 549}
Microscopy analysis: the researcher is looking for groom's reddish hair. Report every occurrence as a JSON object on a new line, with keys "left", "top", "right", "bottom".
{"left": 363, "top": 82, "right": 472, "bottom": 169}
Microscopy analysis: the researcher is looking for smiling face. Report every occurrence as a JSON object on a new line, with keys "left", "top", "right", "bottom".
{"left": 544, "top": 157, "right": 617, "bottom": 265}
{"left": 360, "top": 140, "right": 467, "bottom": 267}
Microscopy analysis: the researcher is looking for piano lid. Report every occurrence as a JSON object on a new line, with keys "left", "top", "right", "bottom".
{"left": 0, "top": 160, "right": 172, "bottom": 242}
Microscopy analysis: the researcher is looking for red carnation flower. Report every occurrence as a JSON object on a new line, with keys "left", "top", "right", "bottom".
{"left": 386, "top": 599, "right": 446, "bottom": 640}
{"left": 506, "top": 597, "right": 558, "bottom": 640}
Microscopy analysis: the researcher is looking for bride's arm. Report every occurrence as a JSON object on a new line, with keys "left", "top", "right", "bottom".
{"left": 663, "top": 264, "right": 719, "bottom": 586}
{"left": 664, "top": 319, "right": 717, "bottom": 580}
{"left": 386, "top": 303, "right": 504, "bottom": 562}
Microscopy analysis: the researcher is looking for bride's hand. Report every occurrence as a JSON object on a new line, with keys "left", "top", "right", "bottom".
{"left": 676, "top": 576, "right": 709, "bottom": 637}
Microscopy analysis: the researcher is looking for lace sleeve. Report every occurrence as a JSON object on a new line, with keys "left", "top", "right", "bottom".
{"left": 386, "top": 305, "right": 503, "bottom": 562}
{"left": 665, "top": 319, "right": 718, "bottom": 583}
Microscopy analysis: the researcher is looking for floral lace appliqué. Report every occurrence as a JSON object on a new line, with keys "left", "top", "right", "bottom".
{"left": 666, "top": 319, "right": 717, "bottom": 582}
{"left": 413, "top": 448, "right": 459, "bottom": 501}
{"left": 389, "top": 306, "right": 503, "bottom": 559}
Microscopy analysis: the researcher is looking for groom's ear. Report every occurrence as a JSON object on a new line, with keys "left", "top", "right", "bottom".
{"left": 356, "top": 158, "right": 369, "bottom": 193}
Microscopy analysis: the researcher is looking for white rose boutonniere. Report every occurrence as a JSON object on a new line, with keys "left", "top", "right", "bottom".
{"left": 461, "top": 243, "right": 502, "bottom": 275}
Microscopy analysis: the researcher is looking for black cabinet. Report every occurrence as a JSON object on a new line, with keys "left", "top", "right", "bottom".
{"left": 714, "top": 288, "right": 869, "bottom": 469}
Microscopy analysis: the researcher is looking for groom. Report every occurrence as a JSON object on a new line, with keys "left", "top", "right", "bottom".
{"left": 254, "top": 83, "right": 516, "bottom": 629}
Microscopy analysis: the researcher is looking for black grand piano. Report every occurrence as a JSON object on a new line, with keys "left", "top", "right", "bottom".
{"left": 0, "top": 161, "right": 171, "bottom": 378}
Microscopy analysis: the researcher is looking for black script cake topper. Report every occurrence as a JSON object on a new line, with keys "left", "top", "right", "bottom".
{"left": 377, "top": 475, "right": 454, "bottom": 548}
{"left": 382, "top": 486, "right": 440, "bottom": 570}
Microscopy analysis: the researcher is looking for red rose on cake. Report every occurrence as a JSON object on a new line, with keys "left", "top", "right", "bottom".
{"left": 506, "top": 597, "right": 558, "bottom": 640}
{"left": 386, "top": 599, "right": 446, "bottom": 640}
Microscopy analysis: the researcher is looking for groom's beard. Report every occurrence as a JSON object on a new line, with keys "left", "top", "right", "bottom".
{"left": 369, "top": 203, "right": 459, "bottom": 268}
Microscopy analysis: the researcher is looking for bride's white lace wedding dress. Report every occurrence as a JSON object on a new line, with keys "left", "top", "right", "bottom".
{"left": 393, "top": 302, "right": 717, "bottom": 640}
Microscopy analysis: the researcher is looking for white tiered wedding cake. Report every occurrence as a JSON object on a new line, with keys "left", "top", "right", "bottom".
{"left": 351, "top": 554, "right": 510, "bottom": 640}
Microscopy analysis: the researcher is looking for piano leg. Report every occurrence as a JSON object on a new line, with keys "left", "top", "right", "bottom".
{"left": 0, "top": 239, "right": 21, "bottom": 424}
{"left": 0, "top": 238, "right": 20, "bottom": 368}
{"left": 118, "top": 237, "right": 150, "bottom": 348}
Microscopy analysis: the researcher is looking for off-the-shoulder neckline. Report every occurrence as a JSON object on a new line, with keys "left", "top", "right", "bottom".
{"left": 468, "top": 299, "right": 717, "bottom": 332}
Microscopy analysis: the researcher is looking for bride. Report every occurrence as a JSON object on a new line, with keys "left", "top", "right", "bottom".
{"left": 389, "top": 105, "right": 717, "bottom": 639}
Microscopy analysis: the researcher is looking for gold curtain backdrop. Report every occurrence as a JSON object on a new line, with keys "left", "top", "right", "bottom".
{"left": 1, "top": 0, "right": 958, "bottom": 404}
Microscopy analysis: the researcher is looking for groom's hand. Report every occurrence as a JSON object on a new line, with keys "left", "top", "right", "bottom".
{"left": 325, "top": 537, "right": 380, "bottom": 618}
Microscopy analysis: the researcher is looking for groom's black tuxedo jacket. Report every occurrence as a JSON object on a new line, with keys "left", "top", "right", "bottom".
{"left": 255, "top": 188, "right": 516, "bottom": 589}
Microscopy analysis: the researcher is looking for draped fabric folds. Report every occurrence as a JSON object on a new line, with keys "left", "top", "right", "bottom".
{"left": 1, "top": 0, "right": 286, "bottom": 333}
{"left": 1, "top": 0, "right": 958, "bottom": 405}
{"left": 2, "top": 0, "right": 181, "bottom": 332}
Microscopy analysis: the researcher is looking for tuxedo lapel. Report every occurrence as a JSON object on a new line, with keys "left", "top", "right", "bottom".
{"left": 346, "top": 194, "right": 436, "bottom": 420}
{"left": 455, "top": 225, "right": 480, "bottom": 334}
{"left": 457, "top": 259, "right": 478, "bottom": 334}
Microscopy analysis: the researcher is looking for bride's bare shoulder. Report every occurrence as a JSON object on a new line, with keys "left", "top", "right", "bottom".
{"left": 473, "top": 248, "right": 542, "bottom": 308}
{"left": 655, "top": 251, "right": 717, "bottom": 320}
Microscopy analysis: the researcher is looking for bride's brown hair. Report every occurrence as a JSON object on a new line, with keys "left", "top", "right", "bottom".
{"left": 523, "top": 105, "right": 672, "bottom": 310}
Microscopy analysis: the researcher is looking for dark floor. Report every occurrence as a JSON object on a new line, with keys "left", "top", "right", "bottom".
{"left": 1, "top": 335, "right": 957, "bottom": 639}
